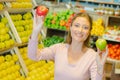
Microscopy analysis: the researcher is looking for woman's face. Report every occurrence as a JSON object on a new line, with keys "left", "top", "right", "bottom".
{"left": 70, "top": 17, "right": 90, "bottom": 43}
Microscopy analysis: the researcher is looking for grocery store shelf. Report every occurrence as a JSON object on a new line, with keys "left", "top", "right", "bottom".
{"left": 79, "top": 0, "right": 120, "bottom": 5}
{"left": 14, "top": 47, "right": 28, "bottom": 76}
{"left": 0, "top": 7, "right": 8, "bottom": 14}
{"left": 87, "top": 11, "right": 120, "bottom": 18}
{"left": 107, "top": 57, "right": 120, "bottom": 63}
{"left": 7, "top": 8, "right": 32, "bottom": 13}
{"left": 0, "top": 45, "right": 15, "bottom": 54}
{"left": 103, "top": 35, "right": 120, "bottom": 43}
{"left": 47, "top": 27, "right": 68, "bottom": 32}
{"left": 15, "top": 42, "right": 28, "bottom": 47}
{"left": 0, "top": 0, "right": 16, "bottom": 2}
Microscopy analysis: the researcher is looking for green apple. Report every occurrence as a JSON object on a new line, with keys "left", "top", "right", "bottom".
{"left": 95, "top": 39, "right": 107, "bottom": 51}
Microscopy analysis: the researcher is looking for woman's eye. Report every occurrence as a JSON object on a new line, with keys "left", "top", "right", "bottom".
{"left": 83, "top": 26, "right": 89, "bottom": 30}
{"left": 74, "top": 24, "right": 80, "bottom": 27}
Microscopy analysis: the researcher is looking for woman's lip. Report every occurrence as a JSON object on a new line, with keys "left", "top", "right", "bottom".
{"left": 75, "top": 33, "right": 83, "bottom": 37}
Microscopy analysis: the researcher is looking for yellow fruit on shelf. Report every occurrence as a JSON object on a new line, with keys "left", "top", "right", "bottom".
{"left": 5, "top": 54, "right": 12, "bottom": 61}
{"left": 91, "top": 18, "right": 105, "bottom": 36}
{"left": 0, "top": 56, "right": 5, "bottom": 64}
{"left": 11, "top": 2, "right": 33, "bottom": 8}
{"left": 0, "top": 3, "right": 3, "bottom": 10}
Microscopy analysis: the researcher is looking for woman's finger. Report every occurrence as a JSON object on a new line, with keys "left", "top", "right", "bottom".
{"left": 102, "top": 46, "right": 109, "bottom": 64}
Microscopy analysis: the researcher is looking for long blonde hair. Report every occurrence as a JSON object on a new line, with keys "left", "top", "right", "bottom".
{"left": 66, "top": 12, "right": 92, "bottom": 46}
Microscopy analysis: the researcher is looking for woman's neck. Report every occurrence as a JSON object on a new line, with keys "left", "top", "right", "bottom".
{"left": 70, "top": 41, "right": 84, "bottom": 54}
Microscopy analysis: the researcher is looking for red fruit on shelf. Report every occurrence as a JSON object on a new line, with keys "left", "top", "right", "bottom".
{"left": 36, "top": 5, "right": 49, "bottom": 16}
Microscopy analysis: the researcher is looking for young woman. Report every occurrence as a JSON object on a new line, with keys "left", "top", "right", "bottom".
{"left": 28, "top": 12, "right": 108, "bottom": 80}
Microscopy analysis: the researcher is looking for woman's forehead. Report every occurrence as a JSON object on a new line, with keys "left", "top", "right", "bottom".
{"left": 73, "top": 17, "right": 90, "bottom": 25}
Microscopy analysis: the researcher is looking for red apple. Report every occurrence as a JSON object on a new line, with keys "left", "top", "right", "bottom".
{"left": 36, "top": 5, "right": 49, "bottom": 16}
{"left": 96, "top": 39, "right": 107, "bottom": 51}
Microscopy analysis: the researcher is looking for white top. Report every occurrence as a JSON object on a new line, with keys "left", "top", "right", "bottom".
{"left": 28, "top": 39, "right": 103, "bottom": 80}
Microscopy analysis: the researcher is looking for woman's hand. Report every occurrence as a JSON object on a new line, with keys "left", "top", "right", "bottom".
{"left": 96, "top": 46, "right": 109, "bottom": 75}
{"left": 33, "top": 9, "right": 44, "bottom": 34}
{"left": 31, "top": 10, "right": 44, "bottom": 39}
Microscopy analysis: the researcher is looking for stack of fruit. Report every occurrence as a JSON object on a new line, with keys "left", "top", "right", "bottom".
{"left": 43, "top": 35, "right": 64, "bottom": 47}
{"left": 0, "top": 17, "right": 15, "bottom": 50}
{"left": 0, "top": 53, "right": 25, "bottom": 80}
{"left": 91, "top": 18, "right": 105, "bottom": 36}
{"left": 10, "top": 12, "right": 33, "bottom": 43}
{"left": 0, "top": 3, "right": 4, "bottom": 10}
{"left": 104, "top": 25, "right": 120, "bottom": 41}
{"left": 108, "top": 44, "right": 120, "bottom": 60}
{"left": 44, "top": 10, "right": 74, "bottom": 31}
{"left": 19, "top": 47, "right": 54, "bottom": 80}
{"left": 10, "top": 0, "right": 32, "bottom": 8}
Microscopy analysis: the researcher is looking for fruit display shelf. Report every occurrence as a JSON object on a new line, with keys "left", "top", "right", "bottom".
{"left": 0, "top": 0, "right": 16, "bottom": 2}
{"left": 0, "top": 2, "right": 5, "bottom": 11}
{"left": 103, "top": 35, "right": 120, "bottom": 43}
{"left": 107, "top": 57, "right": 120, "bottom": 63}
{"left": 44, "top": 9, "right": 74, "bottom": 31}
{"left": 0, "top": 14, "right": 16, "bottom": 53}
{"left": 4, "top": 11, "right": 33, "bottom": 44}
{"left": 7, "top": 8, "right": 32, "bottom": 14}
{"left": 0, "top": 50, "right": 26, "bottom": 80}
{"left": 43, "top": 35, "right": 64, "bottom": 47}
{"left": 91, "top": 18, "right": 105, "bottom": 36}
{"left": 107, "top": 43, "right": 120, "bottom": 63}
{"left": 18, "top": 46, "right": 54, "bottom": 80}
{"left": 0, "top": 44, "right": 15, "bottom": 55}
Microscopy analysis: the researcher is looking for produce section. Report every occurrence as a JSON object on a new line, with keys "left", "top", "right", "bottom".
{"left": 0, "top": 16, "right": 15, "bottom": 52}
{"left": 0, "top": 52, "right": 25, "bottom": 80}
{"left": 18, "top": 46, "right": 54, "bottom": 80}
{"left": 10, "top": 12, "right": 33, "bottom": 43}
{"left": 0, "top": 0, "right": 120, "bottom": 80}
{"left": 44, "top": 10, "right": 74, "bottom": 31}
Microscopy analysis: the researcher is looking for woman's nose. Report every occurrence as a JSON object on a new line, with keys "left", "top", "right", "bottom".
{"left": 78, "top": 27, "right": 83, "bottom": 32}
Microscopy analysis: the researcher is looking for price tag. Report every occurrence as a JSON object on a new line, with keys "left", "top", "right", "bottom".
{"left": 115, "top": 62, "right": 120, "bottom": 74}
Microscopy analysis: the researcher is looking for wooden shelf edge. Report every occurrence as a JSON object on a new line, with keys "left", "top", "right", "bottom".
{"left": 7, "top": 8, "right": 32, "bottom": 13}
{"left": 107, "top": 57, "right": 120, "bottom": 63}
{"left": 0, "top": 44, "right": 15, "bottom": 54}
{"left": 0, "top": 0, "right": 16, "bottom": 2}
{"left": 79, "top": 0, "right": 120, "bottom": 5}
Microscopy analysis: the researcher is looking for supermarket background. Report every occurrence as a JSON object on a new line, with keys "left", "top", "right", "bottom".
{"left": 0, "top": 0, "right": 120, "bottom": 80}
